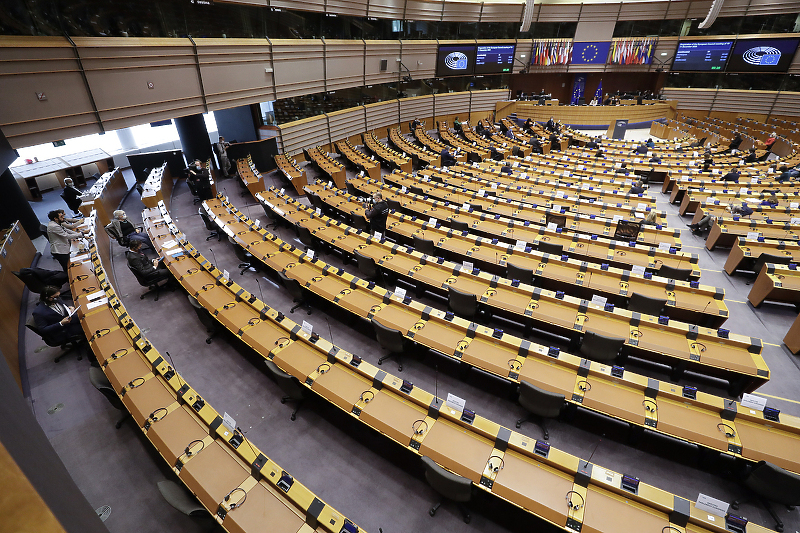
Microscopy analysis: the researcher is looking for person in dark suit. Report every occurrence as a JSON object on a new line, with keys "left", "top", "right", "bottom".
{"left": 530, "top": 137, "right": 543, "bottom": 154}
{"left": 549, "top": 133, "right": 561, "bottom": 152}
{"left": 187, "top": 159, "right": 213, "bottom": 200}
{"left": 545, "top": 117, "right": 558, "bottom": 133}
{"left": 441, "top": 147, "right": 456, "bottom": 167}
{"left": 61, "top": 178, "right": 84, "bottom": 216}
{"left": 630, "top": 180, "right": 645, "bottom": 194}
{"left": 728, "top": 132, "right": 743, "bottom": 152}
{"left": 489, "top": 145, "right": 503, "bottom": 161}
{"left": 364, "top": 191, "right": 389, "bottom": 235}
{"left": 722, "top": 169, "right": 740, "bottom": 182}
{"left": 744, "top": 148, "right": 757, "bottom": 163}
{"left": 523, "top": 118, "right": 535, "bottom": 135}
{"left": 126, "top": 240, "right": 171, "bottom": 285}
{"left": 32, "top": 286, "right": 84, "bottom": 346}
{"left": 586, "top": 137, "right": 599, "bottom": 150}
{"left": 701, "top": 152, "right": 714, "bottom": 172}
{"left": 500, "top": 164, "right": 513, "bottom": 175}
{"left": 634, "top": 143, "right": 648, "bottom": 155}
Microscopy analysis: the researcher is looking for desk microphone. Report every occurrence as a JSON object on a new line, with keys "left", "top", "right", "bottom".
{"left": 209, "top": 248, "right": 219, "bottom": 268}
{"left": 434, "top": 364, "right": 439, "bottom": 404}
{"left": 325, "top": 317, "right": 336, "bottom": 348}
{"left": 255, "top": 277, "right": 265, "bottom": 303}
{"left": 164, "top": 350, "right": 186, "bottom": 387}
{"left": 584, "top": 438, "right": 601, "bottom": 468}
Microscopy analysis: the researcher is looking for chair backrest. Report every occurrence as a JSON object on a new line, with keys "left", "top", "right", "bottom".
{"left": 413, "top": 235, "right": 436, "bottom": 256}
{"left": 349, "top": 214, "right": 368, "bottom": 231}
{"left": 409, "top": 186, "right": 425, "bottom": 196}
{"left": 387, "top": 198, "right": 402, "bottom": 212}
{"left": 13, "top": 269, "right": 48, "bottom": 294}
{"left": 264, "top": 360, "right": 305, "bottom": 401}
{"left": 228, "top": 236, "right": 250, "bottom": 262}
{"left": 420, "top": 456, "right": 472, "bottom": 503}
{"left": 537, "top": 241, "right": 563, "bottom": 256}
{"left": 450, "top": 220, "right": 470, "bottom": 233}
{"left": 656, "top": 264, "right": 692, "bottom": 281}
{"left": 506, "top": 263, "right": 534, "bottom": 286}
{"left": 89, "top": 367, "right": 125, "bottom": 411}
{"left": 309, "top": 194, "right": 326, "bottom": 212}
{"left": 754, "top": 253, "right": 792, "bottom": 274}
{"left": 579, "top": 330, "right": 626, "bottom": 363}
{"left": 346, "top": 181, "right": 360, "bottom": 197}
{"left": 198, "top": 209, "right": 216, "bottom": 231}
{"left": 613, "top": 220, "right": 641, "bottom": 241}
{"left": 296, "top": 225, "right": 315, "bottom": 249}
{"left": 545, "top": 213, "right": 567, "bottom": 228}
{"left": 127, "top": 264, "right": 152, "bottom": 288}
{"left": 40, "top": 224, "right": 50, "bottom": 243}
{"left": 518, "top": 380, "right": 565, "bottom": 418}
{"left": 628, "top": 293, "right": 666, "bottom": 316}
{"left": 278, "top": 271, "right": 305, "bottom": 300}
{"left": 744, "top": 461, "right": 800, "bottom": 506}
{"left": 371, "top": 318, "right": 405, "bottom": 353}
{"left": 354, "top": 250, "right": 378, "bottom": 278}
{"left": 448, "top": 287, "right": 477, "bottom": 319}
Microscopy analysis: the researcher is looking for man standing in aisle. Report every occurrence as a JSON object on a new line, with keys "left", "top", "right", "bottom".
{"left": 46, "top": 209, "right": 88, "bottom": 272}
{"left": 364, "top": 191, "right": 389, "bottom": 236}
{"left": 215, "top": 136, "right": 232, "bottom": 177}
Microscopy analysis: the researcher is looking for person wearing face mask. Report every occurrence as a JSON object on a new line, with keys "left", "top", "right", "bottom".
{"left": 363, "top": 191, "right": 389, "bottom": 235}
{"left": 32, "top": 286, "right": 85, "bottom": 348}
{"left": 187, "top": 159, "right": 213, "bottom": 200}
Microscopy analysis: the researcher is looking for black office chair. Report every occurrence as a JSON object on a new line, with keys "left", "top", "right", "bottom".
{"left": 448, "top": 286, "right": 490, "bottom": 322}
{"left": 512, "top": 145, "right": 523, "bottom": 158}
{"left": 627, "top": 293, "right": 666, "bottom": 316}
{"left": 278, "top": 271, "right": 312, "bottom": 314}
{"left": 372, "top": 318, "right": 409, "bottom": 372}
{"left": 40, "top": 224, "right": 50, "bottom": 242}
{"left": 506, "top": 263, "right": 534, "bottom": 286}
{"left": 198, "top": 209, "right": 220, "bottom": 241}
{"left": 349, "top": 213, "right": 369, "bottom": 232}
{"left": 537, "top": 241, "right": 563, "bottom": 256}
{"left": 420, "top": 456, "right": 472, "bottom": 523}
{"left": 354, "top": 249, "right": 387, "bottom": 286}
{"left": 157, "top": 480, "right": 207, "bottom": 518}
{"left": 187, "top": 294, "right": 218, "bottom": 344}
{"left": 264, "top": 360, "right": 305, "bottom": 421}
{"left": 13, "top": 268, "right": 69, "bottom": 296}
{"left": 545, "top": 213, "right": 567, "bottom": 228}
{"left": 656, "top": 264, "right": 692, "bottom": 281}
{"left": 309, "top": 193, "right": 328, "bottom": 216}
{"left": 345, "top": 181, "right": 362, "bottom": 198}
{"left": 89, "top": 367, "right": 130, "bottom": 429}
{"left": 186, "top": 179, "right": 202, "bottom": 205}
{"left": 129, "top": 264, "right": 173, "bottom": 301}
{"left": 731, "top": 461, "right": 800, "bottom": 532}
{"left": 296, "top": 224, "right": 323, "bottom": 256}
{"left": 613, "top": 220, "right": 641, "bottom": 241}
{"left": 228, "top": 236, "right": 255, "bottom": 275}
{"left": 409, "top": 186, "right": 425, "bottom": 196}
{"left": 515, "top": 380, "right": 566, "bottom": 440}
{"left": 26, "top": 316, "right": 84, "bottom": 363}
{"left": 450, "top": 219, "right": 470, "bottom": 233}
{"left": 746, "top": 253, "right": 793, "bottom": 285}
{"left": 579, "top": 330, "right": 626, "bottom": 364}
{"left": 261, "top": 202, "right": 283, "bottom": 230}
{"left": 413, "top": 235, "right": 436, "bottom": 255}
{"left": 387, "top": 198, "right": 402, "bottom": 212}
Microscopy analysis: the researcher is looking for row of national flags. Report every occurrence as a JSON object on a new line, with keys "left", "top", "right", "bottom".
{"left": 531, "top": 40, "right": 573, "bottom": 66}
{"left": 609, "top": 38, "right": 657, "bottom": 65}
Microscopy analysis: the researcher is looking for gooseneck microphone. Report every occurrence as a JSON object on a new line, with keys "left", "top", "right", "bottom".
{"left": 434, "top": 364, "right": 439, "bottom": 404}
{"left": 585, "top": 438, "right": 601, "bottom": 468}
{"left": 209, "top": 248, "right": 219, "bottom": 268}
{"left": 255, "top": 277, "right": 265, "bottom": 303}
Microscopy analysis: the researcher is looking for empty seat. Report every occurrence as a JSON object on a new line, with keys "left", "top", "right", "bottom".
{"left": 506, "top": 263, "right": 534, "bottom": 286}
{"left": 627, "top": 293, "right": 666, "bottom": 316}
{"left": 579, "top": 330, "right": 626, "bottom": 364}
{"left": 515, "top": 380, "right": 566, "bottom": 440}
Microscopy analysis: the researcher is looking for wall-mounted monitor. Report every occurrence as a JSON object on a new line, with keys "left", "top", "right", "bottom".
{"left": 474, "top": 44, "right": 516, "bottom": 75}
{"left": 671, "top": 40, "right": 733, "bottom": 71}
{"left": 726, "top": 38, "right": 800, "bottom": 73}
{"left": 436, "top": 44, "right": 477, "bottom": 77}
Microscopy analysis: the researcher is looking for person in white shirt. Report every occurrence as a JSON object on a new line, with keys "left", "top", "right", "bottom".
{"left": 46, "top": 209, "right": 87, "bottom": 272}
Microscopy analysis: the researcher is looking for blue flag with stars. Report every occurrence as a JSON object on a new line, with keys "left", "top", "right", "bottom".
{"left": 572, "top": 42, "right": 612, "bottom": 64}
{"left": 594, "top": 80, "right": 603, "bottom": 102}
{"left": 570, "top": 74, "right": 586, "bottom": 105}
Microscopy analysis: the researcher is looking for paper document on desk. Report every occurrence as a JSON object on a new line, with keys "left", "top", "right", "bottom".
{"left": 162, "top": 240, "right": 178, "bottom": 249}
{"left": 86, "top": 290, "right": 105, "bottom": 301}
{"left": 165, "top": 248, "right": 183, "bottom": 256}
{"left": 71, "top": 253, "right": 90, "bottom": 262}
{"left": 87, "top": 298, "right": 108, "bottom": 310}
{"left": 658, "top": 242, "right": 671, "bottom": 251}
{"left": 590, "top": 295, "right": 607, "bottom": 308}
{"left": 695, "top": 494, "right": 728, "bottom": 518}
{"left": 740, "top": 393, "right": 767, "bottom": 410}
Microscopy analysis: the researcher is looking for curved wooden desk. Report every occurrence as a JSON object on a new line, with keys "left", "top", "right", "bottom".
{"left": 515, "top": 102, "right": 675, "bottom": 127}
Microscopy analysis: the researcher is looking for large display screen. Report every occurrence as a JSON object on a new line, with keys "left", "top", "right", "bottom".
{"left": 436, "top": 45, "right": 477, "bottom": 77}
{"left": 726, "top": 38, "right": 800, "bottom": 73}
{"left": 671, "top": 40, "right": 733, "bottom": 71}
{"left": 474, "top": 44, "right": 516, "bottom": 74}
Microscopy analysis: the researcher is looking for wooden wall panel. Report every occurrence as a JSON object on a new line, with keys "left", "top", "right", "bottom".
{"left": 480, "top": 2, "right": 525, "bottom": 23}
{"left": 441, "top": 1, "right": 481, "bottom": 22}
{"left": 327, "top": 106, "right": 366, "bottom": 143}
{"left": 536, "top": 3, "right": 581, "bottom": 22}
{"left": 399, "top": 94, "right": 434, "bottom": 126}
{"left": 403, "top": 0, "right": 445, "bottom": 21}
{"left": 365, "top": 41, "right": 402, "bottom": 86}
{"left": 717, "top": 0, "right": 751, "bottom": 17}
{"left": 576, "top": 4, "right": 621, "bottom": 24}
{"left": 662, "top": 88, "right": 717, "bottom": 111}
{"left": 325, "top": 40, "right": 365, "bottom": 92}
{"left": 195, "top": 39, "right": 275, "bottom": 111}
{"left": 743, "top": 0, "right": 800, "bottom": 15}
{"left": 616, "top": 2, "right": 670, "bottom": 20}
{"left": 270, "top": 0, "right": 325, "bottom": 12}
{"left": 684, "top": 0, "right": 714, "bottom": 18}
{"left": 367, "top": 0, "right": 408, "bottom": 20}
{"left": 434, "top": 91, "right": 470, "bottom": 120}
{"left": 0, "top": 37, "right": 99, "bottom": 148}
{"left": 470, "top": 89, "right": 509, "bottom": 111}
{"left": 279, "top": 114, "right": 329, "bottom": 155}
{"left": 772, "top": 93, "right": 800, "bottom": 118}
{"left": 399, "top": 40, "right": 437, "bottom": 80}
{"left": 75, "top": 37, "right": 206, "bottom": 131}
{"left": 712, "top": 90, "right": 774, "bottom": 115}
{"left": 271, "top": 39, "right": 325, "bottom": 100}
{"left": 324, "top": 0, "right": 369, "bottom": 17}
{"left": 365, "top": 100, "right": 399, "bottom": 130}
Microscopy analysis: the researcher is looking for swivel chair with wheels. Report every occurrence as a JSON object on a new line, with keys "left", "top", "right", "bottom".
{"left": 579, "top": 330, "right": 626, "bottom": 364}
{"left": 89, "top": 367, "right": 130, "bottom": 429}
{"left": 264, "top": 360, "right": 305, "bottom": 421}
{"left": 371, "top": 318, "right": 409, "bottom": 372}
{"left": 296, "top": 225, "right": 324, "bottom": 256}
{"left": 354, "top": 250, "right": 387, "bottom": 286}
{"left": 157, "top": 480, "right": 208, "bottom": 517}
{"left": 420, "top": 456, "right": 472, "bottom": 523}
{"left": 731, "top": 461, "right": 800, "bottom": 532}
{"left": 746, "top": 253, "right": 793, "bottom": 286}
{"left": 515, "top": 380, "right": 566, "bottom": 440}
{"left": 261, "top": 202, "right": 283, "bottom": 230}
{"left": 228, "top": 236, "right": 255, "bottom": 274}
{"left": 627, "top": 293, "right": 666, "bottom": 316}
{"left": 278, "top": 271, "right": 312, "bottom": 314}
{"left": 187, "top": 294, "right": 218, "bottom": 344}
{"left": 448, "top": 286, "right": 490, "bottom": 323}
{"left": 198, "top": 209, "right": 220, "bottom": 241}
{"left": 128, "top": 265, "right": 172, "bottom": 301}
{"left": 26, "top": 316, "right": 84, "bottom": 363}
{"left": 413, "top": 235, "right": 436, "bottom": 256}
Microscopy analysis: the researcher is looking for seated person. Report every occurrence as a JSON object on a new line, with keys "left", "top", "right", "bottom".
{"left": 776, "top": 165, "right": 791, "bottom": 182}
{"left": 728, "top": 132, "right": 743, "bottom": 152}
{"left": 523, "top": 118, "right": 535, "bottom": 134}
{"left": 649, "top": 154, "right": 662, "bottom": 164}
{"left": 630, "top": 180, "right": 645, "bottom": 195}
{"left": 126, "top": 240, "right": 171, "bottom": 285}
{"left": 549, "top": 133, "right": 561, "bottom": 152}
{"left": 589, "top": 97, "right": 598, "bottom": 106}
{"left": 410, "top": 118, "right": 422, "bottom": 130}
{"left": 489, "top": 145, "right": 504, "bottom": 161}
{"left": 545, "top": 116, "right": 558, "bottom": 133}
{"left": 500, "top": 164, "right": 513, "bottom": 175}
{"left": 765, "top": 133, "right": 777, "bottom": 152}
{"left": 505, "top": 129, "right": 516, "bottom": 140}
{"left": 642, "top": 211, "right": 658, "bottom": 226}
{"left": 32, "top": 286, "right": 84, "bottom": 346}
{"left": 530, "top": 137, "right": 543, "bottom": 154}
{"left": 585, "top": 137, "right": 599, "bottom": 150}
{"left": 744, "top": 148, "right": 758, "bottom": 163}
{"left": 634, "top": 143, "right": 648, "bottom": 155}
{"left": 701, "top": 152, "right": 714, "bottom": 172}
{"left": 453, "top": 116, "right": 462, "bottom": 133}
{"left": 594, "top": 149, "right": 605, "bottom": 159}
{"left": 761, "top": 194, "right": 779, "bottom": 208}
{"left": 645, "top": 138, "right": 655, "bottom": 149}
{"left": 441, "top": 147, "right": 457, "bottom": 167}
{"left": 603, "top": 94, "right": 612, "bottom": 106}
{"left": 722, "top": 169, "right": 740, "bottom": 182}
{"left": 105, "top": 210, "right": 151, "bottom": 248}
{"left": 475, "top": 121, "right": 486, "bottom": 136}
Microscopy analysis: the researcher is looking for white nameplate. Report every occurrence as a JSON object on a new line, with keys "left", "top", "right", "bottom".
{"left": 446, "top": 393, "right": 466, "bottom": 412}
{"left": 740, "top": 393, "right": 767, "bottom": 411}
{"left": 86, "top": 297, "right": 109, "bottom": 310}
{"left": 695, "top": 494, "right": 729, "bottom": 518}
{"left": 302, "top": 320, "right": 313, "bottom": 335}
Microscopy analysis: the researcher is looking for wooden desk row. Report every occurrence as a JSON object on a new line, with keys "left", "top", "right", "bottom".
{"left": 386, "top": 127, "right": 441, "bottom": 168}
{"left": 692, "top": 202, "right": 800, "bottom": 224}
{"left": 78, "top": 167, "right": 127, "bottom": 227}
{"left": 140, "top": 163, "right": 175, "bottom": 210}
{"left": 225, "top": 193, "right": 795, "bottom": 480}
{"left": 234, "top": 157, "right": 266, "bottom": 197}
{"left": 706, "top": 217, "right": 800, "bottom": 251}
{"left": 303, "top": 147, "right": 346, "bottom": 189}
{"left": 784, "top": 312, "right": 800, "bottom": 354}
{"left": 678, "top": 188, "right": 800, "bottom": 216}
{"left": 747, "top": 263, "right": 800, "bottom": 308}
{"left": 301, "top": 182, "right": 727, "bottom": 328}
{"left": 436, "top": 124, "right": 491, "bottom": 160}
{"left": 335, "top": 140, "right": 381, "bottom": 181}
{"left": 461, "top": 121, "right": 531, "bottom": 157}
{"left": 345, "top": 175, "right": 700, "bottom": 278}
{"left": 413, "top": 127, "right": 467, "bottom": 163}
{"left": 413, "top": 167, "right": 677, "bottom": 245}
{"left": 724, "top": 237, "right": 800, "bottom": 276}
{"left": 145, "top": 199, "right": 781, "bottom": 533}
{"left": 361, "top": 132, "right": 412, "bottom": 173}
{"left": 272, "top": 154, "right": 309, "bottom": 196}
{"left": 258, "top": 188, "right": 763, "bottom": 395}
{"left": 68, "top": 217, "right": 358, "bottom": 533}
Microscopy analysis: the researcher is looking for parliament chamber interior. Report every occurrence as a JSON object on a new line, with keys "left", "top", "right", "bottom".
{"left": 2, "top": 1, "right": 800, "bottom": 533}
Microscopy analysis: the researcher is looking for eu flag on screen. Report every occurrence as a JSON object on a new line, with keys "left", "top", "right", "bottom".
{"left": 572, "top": 42, "right": 612, "bottom": 64}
